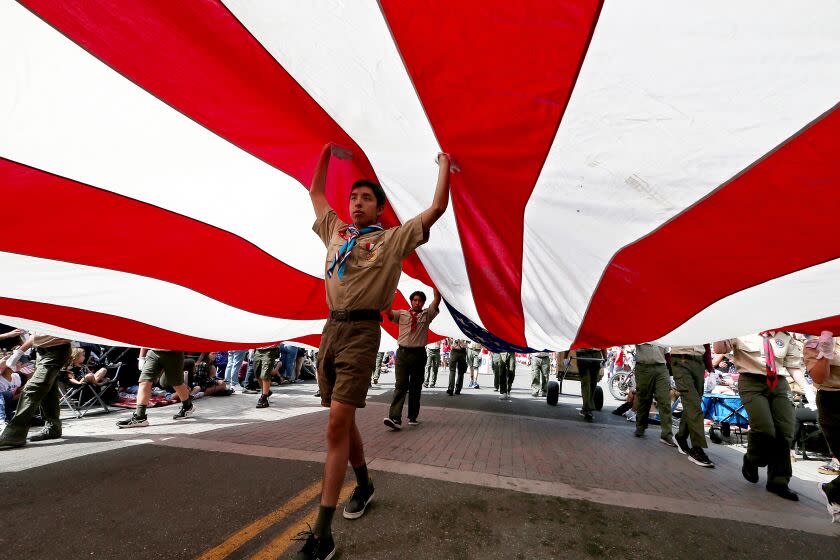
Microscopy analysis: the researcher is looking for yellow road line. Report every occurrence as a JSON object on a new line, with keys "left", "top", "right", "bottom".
{"left": 196, "top": 480, "right": 322, "bottom": 560}
{"left": 249, "top": 480, "right": 356, "bottom": 560}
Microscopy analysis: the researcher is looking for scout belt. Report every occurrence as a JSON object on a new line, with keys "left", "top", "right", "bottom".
{"left": 329, "top": 309, "right": 382, "bottom": 322}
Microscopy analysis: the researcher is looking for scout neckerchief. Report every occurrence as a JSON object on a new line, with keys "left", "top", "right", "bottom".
{"left": 326, "top": 223, "right": 383, "bottom": 279}
{"left": 761, "top": 333, "right": 779, "bottom": 390}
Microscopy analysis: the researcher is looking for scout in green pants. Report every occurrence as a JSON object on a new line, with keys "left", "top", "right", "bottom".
{"left": 424, "top": 341, "right": 441, "bottom": 388}
{"left": 372, "top": 351, "right": 384, "bottom": 384}
{"left": 530, "top": 352, "right": 550, "bottom": 397}
{"left": 714, "top": 334, "right": 798, "bottom": 501}
{"left": 633, "top": 344, "right": 675, "bottom": 446}
{"left": 671, "top": 346, "right": 714, "bottom": 467}
{"left": 497, "top": 352, "right": 516, "bottom": 401}
{"left": 0, "top": 333, "right": 72, "bottom": 447}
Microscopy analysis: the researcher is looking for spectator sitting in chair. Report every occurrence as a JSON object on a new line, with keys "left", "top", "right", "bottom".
{"left": 0, "top": 351, "right": 24, "bottom": 423}
{"left": 64, "top": 347, "right": 110, "bottom": 386}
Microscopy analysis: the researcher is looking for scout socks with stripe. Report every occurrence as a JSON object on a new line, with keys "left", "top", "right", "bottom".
{"left": 135, "top": 404, "right": 147, "bottom": 419}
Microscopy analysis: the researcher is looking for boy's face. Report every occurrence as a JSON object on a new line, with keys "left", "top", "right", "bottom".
{"left": 410, "top": 295, "right": 425, "bottom": 312}
{"left": 349, "top": 186, "right": 383, "bottom": 227}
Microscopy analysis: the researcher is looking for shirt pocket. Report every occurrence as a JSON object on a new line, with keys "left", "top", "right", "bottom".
{"left": 352, "top": 241, "right": 385, "bottom": 269}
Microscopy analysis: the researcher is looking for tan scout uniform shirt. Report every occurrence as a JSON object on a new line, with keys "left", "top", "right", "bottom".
{"left": 634, "top": 343, "right": 667, "bottom": 364}
{"left": 804, "top": 338, "right": 840, "bottom": 391}
{"left": 670, "top": 345, "right": 705, "bottom": 356}
{"left": 726, "top": 334, "right": 789, "bottom": 377}
{"left": 395, "top": 307, "right": 440, "bottom": 348}
{"left": 33, "top": 334, "right": 71, "bottom": 348}
{"left": 314, "top": 210, "right": 427, "bottom": 311}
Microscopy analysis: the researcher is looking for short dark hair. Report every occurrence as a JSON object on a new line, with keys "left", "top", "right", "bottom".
{"left": 351, "top": 179, "right": 387, "bottom": 207}
{"left": 409, "top": 290, "right": 427, "bottom": 303}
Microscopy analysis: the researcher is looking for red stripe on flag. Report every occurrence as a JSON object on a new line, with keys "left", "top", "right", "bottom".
{"left": 0, "top": 297, "right": 279, "bottom": 351}
{"left": 20, "top": 0, "right": 432, "bottom": 286}
{"left": 380, "top": 0, "right": 603, "bottom": 345}
{"left": 1, "top": 158, "right": 327, "bottom": 319}
{"left": 573, "top": 106, "right": 840, "bottom": 348}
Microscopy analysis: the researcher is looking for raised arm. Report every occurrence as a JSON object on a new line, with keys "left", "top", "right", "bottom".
{"left": 420, "top": 153, "right": 454, "bottom": 236}
{"left": 311, "top": 143, "right": 352, "bottom": 220}
{"left": 712, "top": 340, "right": 732, "bottom": 355}
{"left": 429, "top": 288, "right": 442, "bottom": 313}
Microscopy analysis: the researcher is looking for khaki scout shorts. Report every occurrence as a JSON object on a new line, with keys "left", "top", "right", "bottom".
{"left": 139, "top": 350, "right": 185, "bottom": 387}
{"left": 318, "top": 319, "right": 381, "bottom": 408}
{"left": 254, "top": 347, "right": 280, "bottom": 380}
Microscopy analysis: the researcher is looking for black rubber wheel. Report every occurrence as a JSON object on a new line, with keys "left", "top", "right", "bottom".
{"left": 594, "top": 385, "right": 604, "bottom": 411}
{"left": 546, "top": 380, "right": 559, "bottom": 406}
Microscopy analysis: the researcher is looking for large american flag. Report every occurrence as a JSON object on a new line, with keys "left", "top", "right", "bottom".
{"left": 1, "top": 1, "right": 838, "bottom": 352}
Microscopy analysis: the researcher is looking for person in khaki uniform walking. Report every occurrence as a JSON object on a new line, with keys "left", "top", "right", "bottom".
{"left": 447, "top": 339, "right": 469, "bottom": 396}
{"left": 467, "top": 341, "right": 482, "bottom": 388}
{"left": 0, "top": 333, "right": 72, "bottom": 447}
{"left": 497, "top": 351, "right": 516, "bottom": 401}
{"left": 384, "top": 289, "right": 441, "bottom": 430}
{"left": 297, "top": 143, "right": 452, "bottom": 559}
{"left": 671, "top": 345, "right": 714, "bottom": 467}
{"left": 530, "top": 351, "right": 551, "bottom": 397}
{"left": 804, "top": 331, "right": 840, "bottom": 522}
{"left": 714, "top": 333, "right": 797, "bottom": 501}
{"left": 116, "top": 348, "right": 194, "bottom": 428}
{"left": 633, "top": 343, "right": 676, "bottom": 446}
{"left": 557, "top": 348, "right": 605, "bottom": 422}
{"left": 424, "top": 341, "right": 441, "bottom": 388}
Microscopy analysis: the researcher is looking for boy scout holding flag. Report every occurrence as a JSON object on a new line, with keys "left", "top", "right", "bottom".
{"left": 297, "top": 143, "right": 453, "bottom": 559}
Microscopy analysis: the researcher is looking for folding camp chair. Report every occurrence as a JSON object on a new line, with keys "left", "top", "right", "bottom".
{"left": 701, "top": 393, "right": 749, "bottom": 445}
{"left": 59, "top": 361, "right": 123, "bottom": 418}
{"left": 793, "top": 406, "right": 829, "bottom": 461}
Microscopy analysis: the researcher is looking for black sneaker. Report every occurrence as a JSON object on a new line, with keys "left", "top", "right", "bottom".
{"left": 446, "top": 390, "right": 453, "bottom": 396}
{"left": 294, "top": 528, "right": 336, "bottom": 560}
{"left": 116, "top": 413, "right": 149, "bottom": 429}
{"left": 408, "top": 419, "right": 420, "bottom": 426}
{"left": 687, "top": 447, "right": 715, "bottom": 468}
{"left": 343, "top": 482, "right": 375, "bottom": 519}
{"left": 675, "top": 434, "right": 691, "bottom": 455}
{"left": 383, "top": 417, "right": 401, "bottom": 431}
{"left": 256, "top": 396, "right": 269, "bottom": 408}
{"left": 660, "top": 434, "right": 677, "bottom": 447}
{"left": 242, "top": 388, "right": 259, "bottom": 394}
{"left": 633, "top": 428, "right": 645, "bottom": 438}
{"left": 173, "top": 403, "right": 194, "bottom": 420}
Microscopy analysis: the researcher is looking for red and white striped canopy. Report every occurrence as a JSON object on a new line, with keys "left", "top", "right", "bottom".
{"left": 2, "top": 1, "right": 839, "bottom": 351}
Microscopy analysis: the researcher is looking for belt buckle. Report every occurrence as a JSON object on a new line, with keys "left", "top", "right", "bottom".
{"left": 334, "top": 310, "right": 349, "bottom": 321}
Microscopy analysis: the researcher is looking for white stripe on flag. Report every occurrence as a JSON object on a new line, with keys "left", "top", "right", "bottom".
{"left": 0, "top": 252, "right": 326, "bottom": 344}
{"left": 0, "top": 0, "right": 325, "bottom": 278}
{"left": 520, "top": 0, "right": 840, "bottom": 350}
{"left": 222, "top": 0, "right": 484, "bottom": 328}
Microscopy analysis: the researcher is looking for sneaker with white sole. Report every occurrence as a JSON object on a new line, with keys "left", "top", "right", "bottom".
{"left": 343, "top": 482, "right": 375, "bottom": 519}
{"left": 660, "top": 434, "right": 677, "bottom": 447}
{"left": 817, "top": 483, "right": 840, "bottom": 523}
{"left": 172, "top": 403, "right": 195, "bottom": 420}
{"left": 116, "top": 413, "right": 149, "bottom": 429}
{"left": 675, "top": 434, "right": 691, "bottom": 455}
{"left": 687, "top": 447, "right": 715, "bottom": 468}
{"left": 383, "top": 417, "right": 401, "bottom": 431}
{"left": 408, "top": 419, "right": 419, "bottom": 426}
